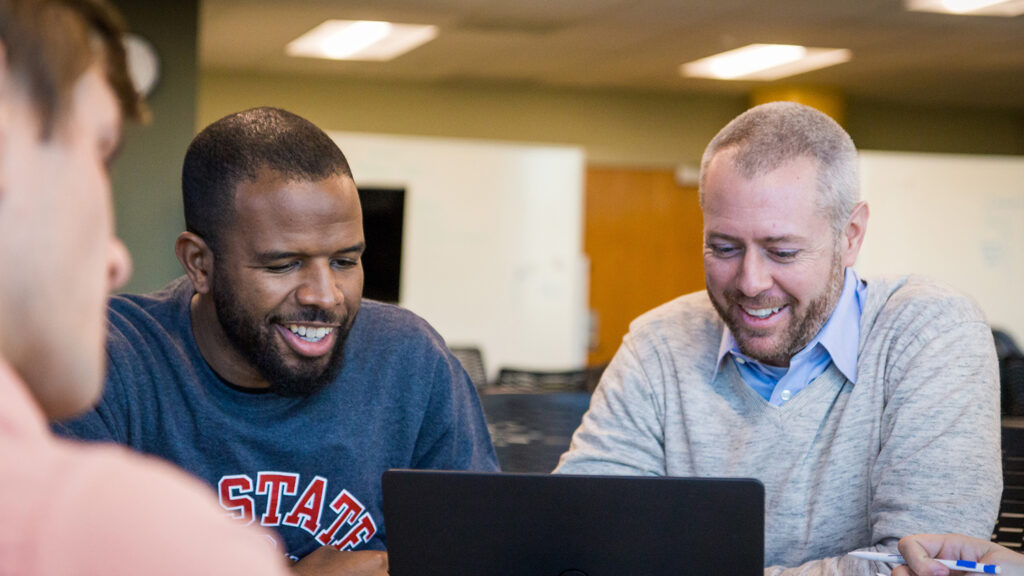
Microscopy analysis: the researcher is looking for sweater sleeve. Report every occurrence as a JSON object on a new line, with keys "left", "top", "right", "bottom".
{"left": 872, "top": 298, "right": 1002, "bottom": 540}
{"left": 765, "top": 284, "right": 1003, "bottom": 576}
{"left": 555, "top": 334, "right": 668, "bottom": 476}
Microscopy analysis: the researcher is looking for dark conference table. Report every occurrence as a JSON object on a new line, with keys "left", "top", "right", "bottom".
{"left": 478, "top": 390, "right": 591, "bottom": 473}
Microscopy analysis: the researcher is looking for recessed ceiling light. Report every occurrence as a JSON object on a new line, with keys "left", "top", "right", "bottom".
{"left": 680, "top": 44, "right": 852, "bottom": 81}
{"left": 905, "top": 0, "right": 1024, "bottom": 15}
{"left": 286, "top": 20, "right": 438, "bottom": 61}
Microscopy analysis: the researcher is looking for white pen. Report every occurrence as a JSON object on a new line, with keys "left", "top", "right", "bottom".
{"left": 849, "top": 551, "right": 1001, "bottom": 574}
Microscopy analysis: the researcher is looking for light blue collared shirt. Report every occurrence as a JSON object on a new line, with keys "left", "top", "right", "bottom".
{"left": 713, "top": 267, "right": 866, "bottom": 406}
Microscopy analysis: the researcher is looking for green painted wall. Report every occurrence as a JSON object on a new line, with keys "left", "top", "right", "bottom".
{"left": 199, "top": 70, "right": 1024, "bottom": 171}
{"left": 197, "top": 71, "right": 749, "bottom": 168}
{"left": 112, "top": 0, "right": 198, "bottom": 294}
{"left": 846, "top": 100, "right": 1024, "bottom": 155}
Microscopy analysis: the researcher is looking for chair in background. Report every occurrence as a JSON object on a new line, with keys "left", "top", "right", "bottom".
{"left": 495, "top": 364, "right": 607, "bottom": 393}
{"left": 994, "top": 329, "right": 1024, "bottom": 416}
{"left": 495, "top": 368, "right": 588, "bottom": 392}
{"left": 992, "top": 425, "right": 1024, "bottom": 550}
{"left": 479, "top": 390, "right": 591, "bottom": 473}
{"left": 449, "top": 346, "right": 489, "bottom": 390}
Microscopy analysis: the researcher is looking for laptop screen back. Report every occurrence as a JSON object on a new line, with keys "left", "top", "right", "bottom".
{"left": 382, "top": 470, "right": 764, "bottom": 576}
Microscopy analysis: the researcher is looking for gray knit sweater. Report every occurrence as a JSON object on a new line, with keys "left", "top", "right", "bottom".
{"left": 556, "top": 275, "right": 1001, "bottom": 575}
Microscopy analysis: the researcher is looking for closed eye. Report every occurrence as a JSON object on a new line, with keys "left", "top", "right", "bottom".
{"left": 706, "top": 244, "right": 740, "bottom": 257}
{"left": 264, "top": 261, "right": 300, "bottom": 273}
{"left": 331, "top": 257, "right": 359, "bottom": 269}
{"left": 768, "top": 249, "right": 800, "bottom": 260}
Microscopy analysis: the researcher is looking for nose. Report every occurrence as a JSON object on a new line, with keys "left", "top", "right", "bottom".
{"left": 736, "top": 249, "right": 773, "bottom": 297}
{"left": 107, "top": 238, "right": 133, "bottom": 291}
{"left": 296, "top": 261, "right": 343, "bottom": 309}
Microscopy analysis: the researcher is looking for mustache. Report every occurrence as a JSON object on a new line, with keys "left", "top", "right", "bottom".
{"left": 723, "top": 292, "right": 790, "bottom": 309}
{"left": 270, "top": 309, "right": 345, "bottom": 325}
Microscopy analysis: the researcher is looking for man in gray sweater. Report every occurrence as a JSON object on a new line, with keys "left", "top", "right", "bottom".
{"left": 555, "top": 102, "right": 1001, "bottom": 575}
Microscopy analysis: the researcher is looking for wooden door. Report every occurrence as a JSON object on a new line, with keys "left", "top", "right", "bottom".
{"left": 585, "top": 166, "right": 706, "bottom": 366}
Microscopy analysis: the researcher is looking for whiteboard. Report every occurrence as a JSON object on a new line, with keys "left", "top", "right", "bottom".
{"left": 329, "top": 131, "right": 589, "bottom": 379}
{"left": 857, "top": 151, "right": 1024, "bottom": 345}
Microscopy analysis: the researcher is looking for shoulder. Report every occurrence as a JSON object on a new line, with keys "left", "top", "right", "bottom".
{"left": 18, "top": 439, "right": 285, "bottom": 575}
{"left": 107, "top": 276, "right": 194, "bottom": 340}
{"left": 863, "top": 274, "right": 987, "bottom": 335}
{"left": 860, "top": 275, "right": 995, "bottom": 382}
{"left": 626, "top": 291, "right": 723, "bottom": 352}
{"left": 346, "top": 300, "right": 451, "bottom": 362}
{"left": 352, "top": 300, "right": 445, "bottom": 341}
{"left": 103, "top": 278, "right": 199, "bottom": 387}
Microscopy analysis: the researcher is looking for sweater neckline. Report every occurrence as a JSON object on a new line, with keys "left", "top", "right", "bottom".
{"left": 717, "top": 358, "right": 851, "bottom": 420}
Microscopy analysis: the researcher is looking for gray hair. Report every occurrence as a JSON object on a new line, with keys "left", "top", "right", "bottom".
{"left": 698, "top": 102, "right": 859, "bottom": 237}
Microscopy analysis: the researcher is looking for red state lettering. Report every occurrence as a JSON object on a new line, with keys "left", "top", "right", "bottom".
{"left": 218, "top": 474, "right": 255, "bottom": 525}
{"left": 282, "top": 476, "right": 328, "bottom": 535}
{"left": 256, "top": 472, "right": 299, "bottom": 526}
{"left": 315, "top": 490, "right": 365, "bottom": 546}
{"left": 332, "top": 512, "right": 377, "bottom": 551}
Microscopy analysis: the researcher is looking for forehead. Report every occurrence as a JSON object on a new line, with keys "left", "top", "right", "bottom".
{"left": 702, "top": 151, "right": 827, "bottom": 239}
{"left": 231, "top": 169, "right": 363, "bottom": 250}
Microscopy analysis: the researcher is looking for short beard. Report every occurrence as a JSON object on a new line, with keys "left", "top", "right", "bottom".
{"left": 211, "top": 270, "right": 352, "bottom": 398}
{"left": 711, "top": 245, "right": 845, "bottom": 367}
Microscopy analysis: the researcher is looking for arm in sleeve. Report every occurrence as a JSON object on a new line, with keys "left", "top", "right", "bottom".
{"left": 411, "top": 349, "right": 499, "bottom": 472}
{"left": 555, "top": 337, "right": 668, "bottom": 476}
{"left": 764, "top": 315, "right": 1002, "bottom": 576}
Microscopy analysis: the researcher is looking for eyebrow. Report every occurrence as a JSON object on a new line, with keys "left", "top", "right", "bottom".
{"left": 256, "top": 242, "right": 366, "bottom": 262}
{"left": 705, "top": 232, "right": 806, "bottom": 244}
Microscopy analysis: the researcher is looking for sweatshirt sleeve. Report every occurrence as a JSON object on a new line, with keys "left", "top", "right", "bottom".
{"left": 410, "top": 344, "right": 500, "bottom": 472}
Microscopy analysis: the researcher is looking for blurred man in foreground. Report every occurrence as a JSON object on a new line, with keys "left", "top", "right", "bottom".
{"left": 0, "top": 0, "right": 288, "bottom": 573}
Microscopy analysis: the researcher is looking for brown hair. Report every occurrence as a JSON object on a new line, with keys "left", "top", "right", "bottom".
{"left": 0, "top": 0, "right": 147, "bottom": 138}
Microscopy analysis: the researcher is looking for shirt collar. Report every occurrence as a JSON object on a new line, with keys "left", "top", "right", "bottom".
{"left": 712, "top": 267, "right": 866, "bottom": 383}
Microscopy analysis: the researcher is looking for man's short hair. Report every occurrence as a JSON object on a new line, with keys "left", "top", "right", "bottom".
{"left": 181, "top": 106, "right": 354, "bottom": 254}
{"left": 699, "top": 102, "right": 859, "bottom": 237}
{"left": 0, "top": 0, "right": 145, "bottom": 138}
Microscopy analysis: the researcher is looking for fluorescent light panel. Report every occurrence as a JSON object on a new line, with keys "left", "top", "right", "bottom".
{"left": 905, "top": 0, "right": 1024, "bottom": 15}
{"left": 680, "top": 44, "right": 852, "bottom": 81}
{"left": 287, "top": 20, "right": 438, "bottom": 61}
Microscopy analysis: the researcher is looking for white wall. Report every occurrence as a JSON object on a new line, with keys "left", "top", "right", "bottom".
{"left": 857, "top": 151, "right": 1024, "bottom": 345}
{"left": 330, "top": 132, "right": 589, "bottom": 379}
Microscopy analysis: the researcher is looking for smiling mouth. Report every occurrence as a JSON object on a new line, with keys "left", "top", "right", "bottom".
{"left": 286, "top": 324, "right": 334, "bottom": 343}
{"left": 742, "top": 305, "right": 785, "bottom": 319}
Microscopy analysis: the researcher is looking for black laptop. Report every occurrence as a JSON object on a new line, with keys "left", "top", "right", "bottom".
{"left": 382, "top": 470, "right": 764, "bottom": 576}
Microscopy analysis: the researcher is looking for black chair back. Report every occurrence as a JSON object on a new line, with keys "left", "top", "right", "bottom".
{"left": 994, "top": 329, "right": 1024, "bottom": 416}
{"left": 449, "top": 346, "right": 489, "bottom": 390}
{"left": 993, "top": 425, "right": 1024, "bottom": 550}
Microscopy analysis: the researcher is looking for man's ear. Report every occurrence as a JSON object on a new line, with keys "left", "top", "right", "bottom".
{"left": 841, "top": 201, "right": 870, "bottom": 268}
{"left": 175, "top": 231, "right": 215, "bottom": 294}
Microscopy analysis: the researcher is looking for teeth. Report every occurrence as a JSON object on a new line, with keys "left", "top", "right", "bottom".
{"left": 287, "top": 324, "right": 333, "bottom": 342}
{"left": 744, "top": 306, "right": 781, "bottom": 319}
